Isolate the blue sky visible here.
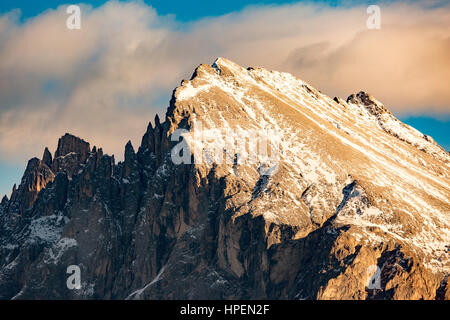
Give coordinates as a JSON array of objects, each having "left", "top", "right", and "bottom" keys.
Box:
[
  {"left": 2, "top": 0, "right": 442, "bottom": 21},
  {"left": 400, "top": 116, "right": 449, "bottom": 150},
  {"left": 0, "top": 0, "right": 371, "bottom": 21},
  {"left": 2, "top": 0, "right": 298, "bottom": 22},
  {"left": 0, "top": 0, "right": 449, "bottom": 198}
]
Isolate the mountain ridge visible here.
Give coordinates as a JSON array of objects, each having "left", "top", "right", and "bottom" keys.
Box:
[{"left": 0, "top": 57, "right": 448, "bottom": 300}]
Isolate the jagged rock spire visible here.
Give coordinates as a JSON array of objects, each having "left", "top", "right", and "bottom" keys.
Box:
[
  {"left": 42, "top": 147, "right": 52, "bottom": 167},
  {"left": 346, "top": 91, "right": 390, "bottom": 116},
  {"left": 52, "top": 133, "right": 92, "bottom": 177},
  {"left": 123, "top": 140, "right": 137, "bottom": 177},
  {"left": 125, "top": 140, "right": 135, "bottom": 160},
  {"left": 6, "top": 157, "right": 56, "bottom": 214},
  {"left": 1, "top": 195, "right": 8, "bottom": 206},
  {"left": 140, "top": 121, "right": 155, "bottom": 153},
  {"left": 54, "top": 133, "right": 90, "bottom": 161},
  {"left": 10, "top": 184, "right": 17, "bottom": 201},
  {"left": 153, "top": 114, "right": 163, "bottom": 162}
]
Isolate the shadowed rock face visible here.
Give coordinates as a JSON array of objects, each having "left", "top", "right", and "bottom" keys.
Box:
[
  {"left": 51, "top": 134, "right": 91, "bottom": 178},
  {"left": 0, "top": 58, "right": 449, "bottom": 300},
  {"left": 54, "top": 133, "right": 90, "bottom": 160},
  {"left": 42, "top": 148, "right": 52, "bottom": 168}
]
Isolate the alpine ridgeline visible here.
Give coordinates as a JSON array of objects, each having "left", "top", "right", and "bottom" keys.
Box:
[{"left": 0, "top": 58, "right": 449, "bottom": 300}]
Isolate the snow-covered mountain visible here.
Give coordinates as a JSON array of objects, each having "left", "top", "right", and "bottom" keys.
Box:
[{"left": 0, "top": 58, "right": 448, "bottom": 299}]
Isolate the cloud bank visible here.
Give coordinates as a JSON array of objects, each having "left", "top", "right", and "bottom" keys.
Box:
[{"left": 0, "top": 0, "right": 449, "bottom": 165}]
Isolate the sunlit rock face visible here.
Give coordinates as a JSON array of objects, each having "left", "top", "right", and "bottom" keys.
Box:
[{"left": 0, "top": 58, "right": 449, "bottom": 300}]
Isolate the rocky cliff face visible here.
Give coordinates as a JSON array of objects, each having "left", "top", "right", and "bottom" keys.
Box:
[{"left": 0, "top": 58, "right": 449, "bottom": 300}]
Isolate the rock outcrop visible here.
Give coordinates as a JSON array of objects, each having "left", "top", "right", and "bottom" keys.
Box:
[{"left": 0, "top": 58, "right": 448, "bottom": 300}]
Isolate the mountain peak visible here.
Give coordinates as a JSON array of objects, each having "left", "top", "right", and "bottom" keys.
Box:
[
  {"left": 51, "top": 133, "right": 92, "bottom": 177},
  {"left": 54, "top": 133, "right": 90, "bottom": 159},
  {"left": 347, "top": 91, "right": 391, "bottom": 116},
  {"left": 212, "top": 57, "right": 236, "bottom": 68},
  {"left": 1, "top": 195, "right": 8, "bottom": 206},
  {"left": 42, "top": 147, "right": 52, "bottom": 167},
  {"left": 170, "top": 57, "right": 449, "bottom": 269},
  {"left": 0, "top": 58, "right": 449, "bottom": 300}
]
